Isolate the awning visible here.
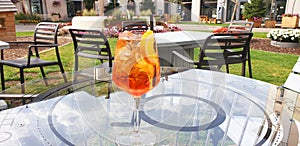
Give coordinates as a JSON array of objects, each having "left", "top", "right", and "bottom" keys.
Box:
[{"left": 0, "top": 0, "right": 17, "bottom": 12}]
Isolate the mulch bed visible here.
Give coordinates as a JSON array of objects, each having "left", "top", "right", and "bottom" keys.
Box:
[
  {"left": 250, "top": 38, "right": 300, "bottom": 55},
  {"left": 3, "top": 36, "right": 72, "bottom": 60}
]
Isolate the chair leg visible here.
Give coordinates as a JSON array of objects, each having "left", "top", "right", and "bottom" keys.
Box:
[
  {"left": 248, "top": 56, "right": 253, "bottom": 78},
  {"left": 242, "top": 62, "right": 246, "bottom": 77},
  {"left": 58, "top": 64, "right": 67, "bottom": 83},
  {"left": 39, "top": 66, "right": 48, "bottom": 86},
  {"left": 0, "top": 64, "right": 5, "bottom": 91},
  {"left": 226, "top": 64, "right": 229, "bottom": 73},
  {"left": 170, "top": 56, "right": 174, "bottom": 67},
  {"left": 20, "top": 68, "right": 25, "bottom": 94},
  {"left": 106, "top": 81, "right": 112, "bottom": 99},
  {"left": 247, "top": 48, "right": 253, "bottom": 78}
]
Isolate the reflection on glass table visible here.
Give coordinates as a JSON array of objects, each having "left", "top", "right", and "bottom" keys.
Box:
[{"left": 0, "top": 67, "right": 300, "bottom": 146}]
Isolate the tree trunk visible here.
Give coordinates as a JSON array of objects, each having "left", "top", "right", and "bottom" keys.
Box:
[
  {"left": 99, "top": 0, "right": 104, "bottom": 16},
  {"left": 230, "top": 0, "right": 238, "bottom": 22}
]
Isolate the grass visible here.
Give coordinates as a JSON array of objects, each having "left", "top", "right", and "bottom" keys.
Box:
[
  {"left": 6, "top": 31, "right": 297, "bottom": 89},
  {"left": 16, "top": 31, "right": 34, "bottom": 37},
  {"left": 253, "top": 32, "right": 268, "bottom": 38},
  {"left": 193, "top": 48, "right": 298, "bottom": 85}
]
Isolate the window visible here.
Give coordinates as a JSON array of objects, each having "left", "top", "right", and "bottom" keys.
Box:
[
  {"left": 30, "top": 0, "right": 43, "bottom": 14},
  {"left": 0, "top": 18, "right": 5, "bottom": 28}
]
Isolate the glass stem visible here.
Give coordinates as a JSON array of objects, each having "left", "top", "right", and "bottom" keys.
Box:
[{"left": 133, "top": 97, "right": 141, "bottom": 133}]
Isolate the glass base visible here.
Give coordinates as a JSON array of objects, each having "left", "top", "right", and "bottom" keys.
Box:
[{"left": 115, "top": 130, "right": 156, "bottom": 146}]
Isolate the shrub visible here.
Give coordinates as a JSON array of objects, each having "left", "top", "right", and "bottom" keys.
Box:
[
  {"left": 82, "top": 9, "right": 97, "bottom": 16},
  {"left": 140, "top": 9, "right": 152, "bottom": 16},
  {"left": 15, "top": 13, "right": 41, "bottom": 23},
  {"left": 243, "top": 0, "right": 267, "bottom": 20},
  {"left": 15, "top": 13, "right": 27, "bottom": 20},
  {"left": 112, "top": 8, "right": 122, "bottom": 19},
  {"left": 51, "top": 12, "right": 61, "bottom": 18}
]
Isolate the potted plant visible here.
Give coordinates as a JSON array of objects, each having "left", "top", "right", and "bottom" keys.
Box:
[
  {"left": 267, "top": 29, "right": 300, "bottom": 48},
  {"left": 51, "top": 12, "right": 61, "bottom": 22},
  {"left": 243, "top": 0, "right": 267, "bottom": 28},
  {"left": 281, "top": 14, "right": 299, "bottom": 28},
  {"left": 265, "top": 19, "right": 276, "bottom": 28}
]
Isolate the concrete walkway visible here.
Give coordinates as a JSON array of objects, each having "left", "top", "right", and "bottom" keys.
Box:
[
  {"left": 176, "top": 24, "right": 275, "bottom": 32},
  {"left": 15, "top": 24, "right": 36, "bottom": 32},
  {"left": 15, "top": 23, "right": 276, "bottom": 32}
]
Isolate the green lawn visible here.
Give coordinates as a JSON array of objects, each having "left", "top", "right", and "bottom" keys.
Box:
[
  {"left": 16, "top": 31, "right": 34, "bottom": 37},
  {"left": 5, "top": 31, "right": 297, "bottom": 89},
  {"left": 253, "top": 32, "right": 268, "bottom": 38}
]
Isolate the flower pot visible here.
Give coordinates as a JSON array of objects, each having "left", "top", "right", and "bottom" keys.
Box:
[
  {"left": 281, "top": 16, "right": 299, "bottom": 28},
  {"left": 265, "top": 20, "right": 276, "bottom": 28},
  {"left": 51, "top": 15, "right": 60, "bottom": 22},
  {"left": 248, "top": 19, "right": 262, "bottom": 28},
  {"left": 271, "top": 40, "right": 300, "bottom": 48}
]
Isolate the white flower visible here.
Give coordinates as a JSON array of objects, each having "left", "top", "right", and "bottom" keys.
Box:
[{"left": 268, "top": 29, "right": 300, "bottom": 42}]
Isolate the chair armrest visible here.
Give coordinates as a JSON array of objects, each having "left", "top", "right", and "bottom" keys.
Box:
[{"left": 171, "top": 51, "right": 195, "bottom": 64}]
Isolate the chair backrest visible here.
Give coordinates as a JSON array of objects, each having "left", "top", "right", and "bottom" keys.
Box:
[
  {"left": 122, "top": 20, "right": 148, "bottom": 32},
  {"left": 33, "top": 22, "right": 59, "bottom": 45},
  {"left": 283, "top": 56, "right": 300, "bottom": 93},
  {"left": 227, "top": 21, "right": 254, "bottom": 33},
  {"left": 283, "top": 73, "right": 300, "bottom": 93},
  {"left": 292, "top": 56, "right": 300, "bottom": 74},
  {"left": 69, "top": 29, "right": 113, "bottom": 71},
  {"left": 198, "top": 33, "right": 253, "bottom": 69}
]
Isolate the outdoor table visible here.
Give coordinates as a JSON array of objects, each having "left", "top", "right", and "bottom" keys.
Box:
[
  {"left": 0, "top": 40, "right": 9, "bottom": 60},
  {"left": 155, "top": 31, "right": 212, "bottom": 67},
  {"left": 0, "top": 67, "right": 299, "bottom": 145},
  {"left": 0, "top": 40, "right": 9, "bottom": 109},
  {"left": 0, "top": 40, "right": 9, "bottom": 50}
]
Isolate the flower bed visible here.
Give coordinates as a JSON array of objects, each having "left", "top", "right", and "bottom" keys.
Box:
[
  {"left": 267, "top": 29, "right": 300, "bottom": 43},
  {"left": 213, "top": 27, "right": 228, "bottom": 33},
  {"left": 102, "top": 21, "right": 182, "bottom": 38},
  {"left": 213, "top": 27, "right": 246, "bottom": 34},
  {"left": 267, "top": 29, "right": 300, "bottom": 48},
  {"left": 18, "top": 19, "right": 40, "bottom": 24}
]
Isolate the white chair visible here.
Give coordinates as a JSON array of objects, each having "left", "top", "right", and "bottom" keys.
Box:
[
  {"left": 283, "top": 73, "right": 300, "bottom": 93},
  {"left": 282, "top": 56, "right": 300, "bottom": 93},
  {"left": 292, "top": 56, "right": 300, "bottom": 74},
  {"left": 0, "top": 99, "right": 7, "bottom": 110},
  {"left": 227, "top": 21, "right": 254, "bottom": 33}
]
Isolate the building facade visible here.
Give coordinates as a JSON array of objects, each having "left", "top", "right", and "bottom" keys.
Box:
[
  {"left": 13, "top": 0, "right": 85, "bottom": 20},
  {"left": 11, "top": 0, "right": 299, "bottom": 23},
  {"left": 188, "top": 0, "right": 300, "bottom": 22}
]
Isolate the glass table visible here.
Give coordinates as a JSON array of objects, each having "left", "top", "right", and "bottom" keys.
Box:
[{"left": 0, "top": 67, "right": 299, "bottom": 145}]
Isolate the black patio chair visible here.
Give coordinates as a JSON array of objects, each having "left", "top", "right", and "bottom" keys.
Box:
[
  {"left": 69, "top": 28, "right": 114, "bottom": 98},
  {"left": 172, "top": 33, "right": 253, "bottom": 77},
  {"left": 0, "top": 22, "right": 67, "bottom": 93},
  {"left": 122, "top": 20, "right": 149, "bottom": 32}
]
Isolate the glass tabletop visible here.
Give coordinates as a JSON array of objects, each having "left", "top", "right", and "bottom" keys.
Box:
[{"left": 0, "top": 67, "right": 300, "bottom": 145}]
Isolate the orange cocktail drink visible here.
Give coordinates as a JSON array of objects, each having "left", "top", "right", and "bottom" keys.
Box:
[{"left": 112, "top": 30, "right": 160, "bottom": 97}]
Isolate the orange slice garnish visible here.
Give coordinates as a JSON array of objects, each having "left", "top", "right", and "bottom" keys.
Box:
[{"left": 140, "top": 30, "right": 158, "bottom": 65}]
